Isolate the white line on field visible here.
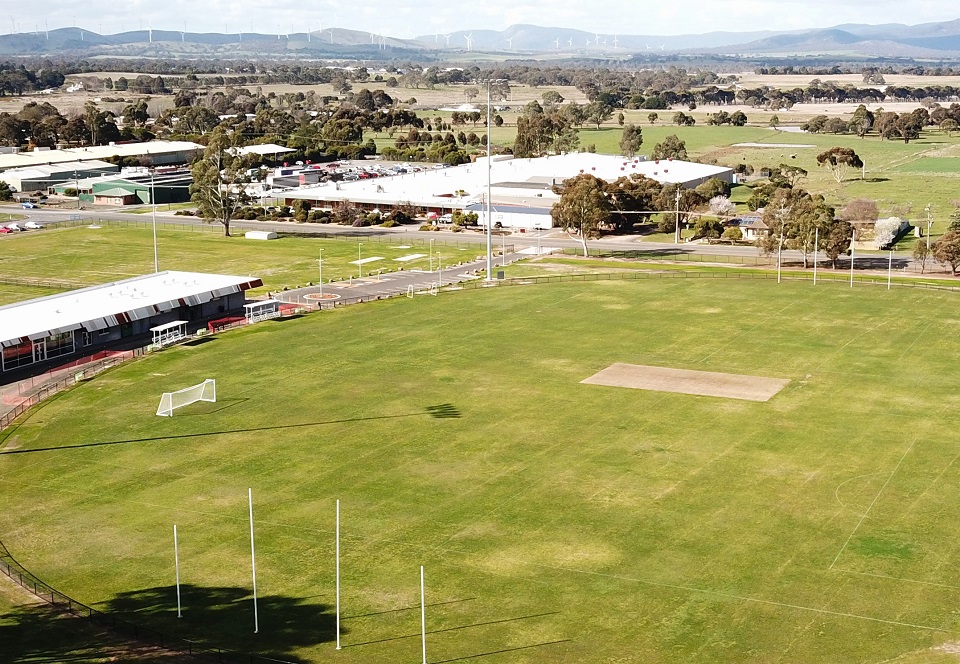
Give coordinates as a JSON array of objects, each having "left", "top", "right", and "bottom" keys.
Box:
[
  {"left": 829, "top": 436, "right": 920, "bottom": 570},
  {"left": 834, "top": 568, "right": 960, "bottom": 592},
  {"left": 529, "top": 564, "right": 945, "bottom": 632}
]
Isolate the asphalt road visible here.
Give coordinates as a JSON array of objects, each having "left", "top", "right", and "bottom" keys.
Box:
[{"left": 1, "top": 203, "right": 943, "bottom": 276}]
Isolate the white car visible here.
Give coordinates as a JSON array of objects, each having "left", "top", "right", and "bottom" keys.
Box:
[
  {"left": 6, "top": 223, "right": 23, "bottom": 232},
  {"left": 23, "top": 221, "right": 44, "bottom": 230}
]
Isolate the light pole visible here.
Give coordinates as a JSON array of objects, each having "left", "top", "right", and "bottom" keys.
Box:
[
  {"left": 536, "top": 225, "right": 542, "bottom": 256},
  {"left": 358, "top": 241, "right": 363, "bottom": 278},
  {"left": 674, "top": 186, "right": 681, "bottom": 244},
  {"left": 485, "top": 80, "right": 493, "bottom": 280},
  {"left": 438, "top": 253, "right": 442, "bottom": 286},
  {"left": 813, "top": 227, "right": 819, "bottom": 285},
  {"left": 150, "top": 170, "right": 158, "bottom": 272},
  {"left": 429, "top": 238, "right": 434, "bottom": 272},
  {"left": 925, "top": 204, "right": 933, "bottom": 251}
]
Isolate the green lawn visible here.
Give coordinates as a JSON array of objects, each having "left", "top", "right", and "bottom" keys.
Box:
[
  {"left": 0, "top": 225, "right": 482, "bottom": 297},
  {"left": 893, "top": 157, "right": 960, "bottom": 174},
  {"left": 3, "top": 279, "right": 960, "bottom": 663}
]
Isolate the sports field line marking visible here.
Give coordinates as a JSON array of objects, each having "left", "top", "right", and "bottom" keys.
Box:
[
  {"left": 532, "top": 564, "right": 945, "bottom": 633},
  {"left": 834, "top": 568, "right": 960, "bottom": 592},
  {"left": 829, "top": 436, "right": 920, "bottom": 570},
  {"left": 897, "top": 321, "right": 933, "bottom": 361},
  {"left": 697, "top": 299, "right": 803, "bottom": 365},
  {"left": 834, "top": 472, "right": 883, "bottom": 510}
]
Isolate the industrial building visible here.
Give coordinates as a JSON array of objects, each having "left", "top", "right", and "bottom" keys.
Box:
[
  {"left": 282, "top": 153, "right": 735, "bottom": 230},
  {"left": 49, "top": 169, "right": 193, "bottom": 206},
  {"left": 0, "top": 271, "right": 262, "bottom": 376},
  {"left": 0, "top": 160, "right": 120, "bottom": 192},
  {"left": 0, "top": 141, "right": 204, "bottom": 191}
]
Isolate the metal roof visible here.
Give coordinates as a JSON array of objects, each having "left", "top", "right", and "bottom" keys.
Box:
[
  {"left": 0, "top": 271, "right": 262, "bottom": 347},
  {"left": 283, "top": 153, "right": 733, "bottom": 210},
  {"left": 0, "top": 141, "right": 203, "bottom": 172}
]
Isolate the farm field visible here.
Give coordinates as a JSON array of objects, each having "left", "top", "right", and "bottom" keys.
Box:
[{"left": 3, "top": 279, "right": 960, "bottom": 662}]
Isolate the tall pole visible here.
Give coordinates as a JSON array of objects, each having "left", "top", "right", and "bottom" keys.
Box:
[
  {"left": 248, "top": 488, "right": 258, "bottom": 634},
  {"left": 888, "top": 249, "right": 893, "bottom": 290},
  {"left": 429, "top": 238, "right": 434, "bottom": 272},
  {"left": 318, "top": 248, "right": 323, "bottom": 299},
  {"left": 335, "top": 499, "right": 341, "bottom": 650},
  {"left": 674, "top": 186, "right": 681, "bottom": 244},
  {"left": 438, "top": 253, "right": 442, "bottom": 286},
  {"left": 358, "top": 241, "right": 362, "bottom": 278},
  {"left": 776, "top": 231, "right": 783, "bottom": 284},
  {"left": 173, "top": 525, "right": 182, "bottom": 618},
  {"left": 420, "top": 566, "right": 427, "bottom": 664},
  {"left": 849, "top": 228, "right": 856, "bottom": 288},
  {"left": 485, "top": 81, "right": 493, "bottom": 281},
  {"left": 926, "top": 204, "right": 932, "bottom": 251},
  {"left": 151, "top": 171, "right": 158, "bottom": 273},
  {"left": 813, "top": 227, "right": 819, "bottom": 285}
]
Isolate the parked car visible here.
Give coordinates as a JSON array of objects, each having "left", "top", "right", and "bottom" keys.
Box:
[
  {"left": 0, "top": 227, "right": 12, "bottom": 234},
  {"left": 20, "top": 201, "right": 37, "bottom": 209},
  {"left": 24, "top": 221, "right": 44, "bottom": 229},
  {"left": 439, "top": 213, "right": 453, "bottom": 224},
  {"left": 6, "top": 223, "right": 23, "bottom": 232}
]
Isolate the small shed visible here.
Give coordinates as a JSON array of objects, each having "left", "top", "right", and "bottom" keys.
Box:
[
  {"left": 244, "top": 300, "right": 280, "bottom": 323},
  {"left": 245, "top": 231, "right": 278, "bottom": 241},
  {"left": 93, "top": 187, "right": 139, "bottom": 206},
  {"left": 150, "top": 320, "right": 188, "bottom": 347}
]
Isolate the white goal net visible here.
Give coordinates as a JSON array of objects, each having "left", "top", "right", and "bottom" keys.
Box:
[{"left": 157, "top": 379, "right": 216, "bottom": 417}]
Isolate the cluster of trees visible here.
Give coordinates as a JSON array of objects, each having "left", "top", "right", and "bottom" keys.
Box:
[
  {"left": 0, "top": 100, "right": 158, "bottom": 147},
  {"left": 0, "top": 63, "right": 66, "bottom": 95},
  {"left": 549, "top": 150, "right": 732, "bottom": 255},
  {"left": 802, "top": 105, "right": 932, "bottom": 142},
  {"left": 381, "top": 129, "right": 477, "bottom": 165}
]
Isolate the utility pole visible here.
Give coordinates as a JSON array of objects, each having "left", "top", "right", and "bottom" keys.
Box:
[
  {"left": 485, "top": 80, "right": 493, "bottom": 280},
  {"left": 925, "top": 204, "right": 933, "bottom": 251}
]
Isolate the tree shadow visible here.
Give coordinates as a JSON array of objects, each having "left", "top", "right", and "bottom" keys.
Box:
[
  {"left": 862, "top": 177, "right": 890, "bottom": 183},
  {"left": 90, "top": 583, "right": 337, "bottom": 662},
  {"left": 1, "top": 404, "right": 461, "bottom": 456}
]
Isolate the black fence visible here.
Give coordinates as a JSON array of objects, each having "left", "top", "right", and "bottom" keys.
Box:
[{"left": 0, "top": 540, "right": 298, "bottom": 663}]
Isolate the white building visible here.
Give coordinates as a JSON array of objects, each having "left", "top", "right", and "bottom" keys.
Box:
[
  {"left": 283, "top": 152, "right": 734, "bottom": 230},
  {"left": 0, "top": 141, "right": 203, "bottom": 174},
  {"left": 0, "top": 271, "right": 261, "bottom": 375}
]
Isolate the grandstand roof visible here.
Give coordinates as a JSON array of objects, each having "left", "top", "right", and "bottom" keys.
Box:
[{"left": 0, "top": 271, "right": 262, "bottom": 346}]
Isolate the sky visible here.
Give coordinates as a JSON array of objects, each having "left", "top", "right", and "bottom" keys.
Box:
[{"left": 12, "top": 1, "right": 960, "bottom": 39}]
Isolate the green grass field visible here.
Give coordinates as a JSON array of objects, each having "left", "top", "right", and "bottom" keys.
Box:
[
  {"left": 0, "top": 225, "right": 483, "bottom": 297},
  {"left": 3, "top": 279, "right": 960, "bottom": 663},
  {"left": 893, "top": 157, "right": 960, "bottom": 174}
]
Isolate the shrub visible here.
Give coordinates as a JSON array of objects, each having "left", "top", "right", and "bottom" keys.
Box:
[
  {"left": 352, "top": 219, "right": 371, "bottom": 227},
  {"left": 419, "top": 224, "right": 437, "bottom": 231},
  {"left": 381, "top": 219, "right": 398, "bottom": 227},
  {"left": 722, "top": 226, "right": 743, "bottom": 241}
]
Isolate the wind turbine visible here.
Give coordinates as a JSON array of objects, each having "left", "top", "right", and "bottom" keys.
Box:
[
  {"left": 506, "top": 36, "right": 513, "bottom": 49},
  {"left": 328, "top": 28, "right": 335, "bottom": 43},
  {"left": 464, "top": 33, "right": 473, "bottom": 51},
  {"left": 180, "top": 21, "right": 186, "bottom": 42},
  {"left": 443, "top": 33, "right": 452, "bottom": 46},
  {"left": 645, "top": 43, "right": 652, "bottom": 51},
  {"left": 659, "top": 44, "right": 665, "bottom": 51},
  {"left": 612, "top": 35, "right": 619, "bottom": 49},
  {"left": 585, "top": 37, "right": 591, "bottom": 47},
  {"left": 149, "top": 24, "right": 153, "bottom": 43},
  {"left": 600, "top": 38, "right": 607, "bottom": 48},
  {"left": 594, "top": 33, "right": 600, "bottom": 45},
  {"left": 553, "top": 37, "right": 559, "bottom": 49}
]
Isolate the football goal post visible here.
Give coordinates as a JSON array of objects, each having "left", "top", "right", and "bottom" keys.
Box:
[{"left": 157, "top": 379, "right": 216, "bottom": 417}]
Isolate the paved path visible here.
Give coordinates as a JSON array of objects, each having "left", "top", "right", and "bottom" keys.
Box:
[{"left": 277, "top": 250, "right": 530, "bottom": 306}]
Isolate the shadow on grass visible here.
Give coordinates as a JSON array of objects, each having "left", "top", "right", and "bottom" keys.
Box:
[
  {"left": 0, "top": 404, "right": 461, "bottom": 456},
  {"left": 176, "top": 397, "right": 250, "bottom": 416},
  {"left": 181, "top": 337, "right": 216, "bottom": 348},
  {"left": 342, "top": 610, "right": 560, "bottom": 648},
  {"left": 0, "top": 582, "right": 336, "bottom": 663}
]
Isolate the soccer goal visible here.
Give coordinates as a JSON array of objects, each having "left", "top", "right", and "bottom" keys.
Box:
[{"left": 157, "top": 379, "right": 216, "bottom": 417}]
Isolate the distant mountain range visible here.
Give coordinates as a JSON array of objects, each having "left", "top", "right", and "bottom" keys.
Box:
[{"left": 1, "top": 19, "right": 960, "bottom": 59}]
